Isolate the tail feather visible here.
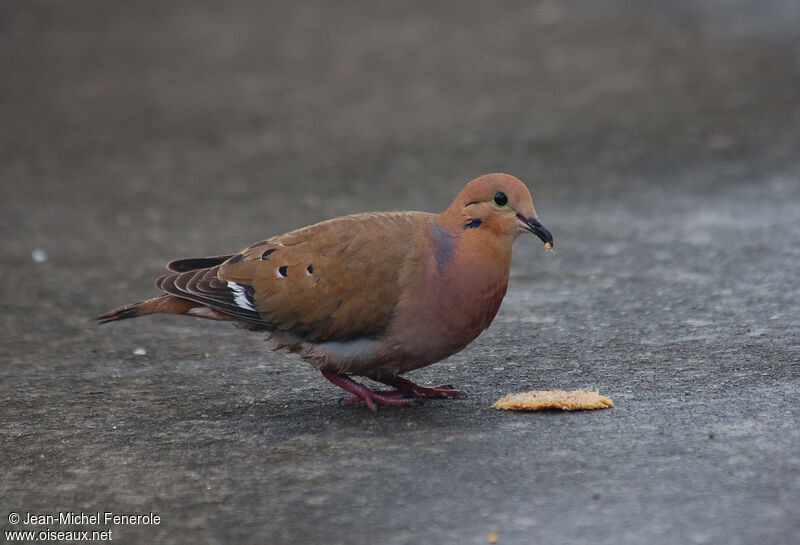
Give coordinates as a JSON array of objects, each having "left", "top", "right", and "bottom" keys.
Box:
[
  {"left": 167, "top": 255, "right": 234, "bottom": 273},
  {"left": 96, "top": 295, "right": 201, "bottom": 324}
]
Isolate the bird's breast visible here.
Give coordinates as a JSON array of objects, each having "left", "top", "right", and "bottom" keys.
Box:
[
  {"left": 426, "top": 254, "right": 510, "bottom": 337},
  {"left": 380, "top": 242, "right": 511, "bottom": 372}
]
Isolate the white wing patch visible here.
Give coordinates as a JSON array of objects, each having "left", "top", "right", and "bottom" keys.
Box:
[{"left": 227, "top": 281, "right": 257, "bottom": 312}]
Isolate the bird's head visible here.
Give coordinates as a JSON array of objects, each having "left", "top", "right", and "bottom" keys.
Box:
[{"left": 441, "top": 173, "right": 554, "bottom": 249}]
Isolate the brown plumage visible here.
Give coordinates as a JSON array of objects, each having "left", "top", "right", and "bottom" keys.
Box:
[{"left": 97, "top": 173, "right": 554, "bottom": 410}]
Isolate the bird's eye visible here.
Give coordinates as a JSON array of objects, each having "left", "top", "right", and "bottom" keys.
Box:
[{"left": 493, "top": 192, "right": 508, "bottom": 207}]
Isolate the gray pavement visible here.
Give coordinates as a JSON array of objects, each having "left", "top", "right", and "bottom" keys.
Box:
[{"left": 2, "top": 1, "right": 799, "bottom": 544}]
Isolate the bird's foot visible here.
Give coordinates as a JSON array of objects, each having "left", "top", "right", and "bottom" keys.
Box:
[
  {"left": 321, "top": 370, "right": 415, "bottom": 411},
  {"left": 340, "top": 389, "right": 409, "bottom": 407},
  {"left": 377, "top": 376, "right": 467, "bottom": 399}
]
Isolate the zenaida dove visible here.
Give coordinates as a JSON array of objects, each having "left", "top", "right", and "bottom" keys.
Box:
[{"left": 97, "top": 173, "right": 554, "bottom": 410}]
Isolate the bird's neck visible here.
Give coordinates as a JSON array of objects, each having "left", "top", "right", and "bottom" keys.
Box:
[{"left": 432, "top": 215, "right": 515, "bottom": 274}]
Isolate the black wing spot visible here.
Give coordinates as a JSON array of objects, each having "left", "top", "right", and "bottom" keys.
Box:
[
  {"left": 227, "top": 253, "right": 244, "bottom": 264},
  {"left": 249, "top": 241, "right": 269, "bottom": 249},
  {"left": 306, "top": 264, "right": 314, "bottom": 275},
  {"left": 261, "top": 248, "right": 276, "bottom": 260},
  {"left": 278, "top": 265, "right": 288, "bottom": 277}
]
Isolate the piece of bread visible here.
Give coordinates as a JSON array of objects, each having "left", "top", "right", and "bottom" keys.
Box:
[{"left": 493, "top": 389, "right": 614, "bottom": 411}]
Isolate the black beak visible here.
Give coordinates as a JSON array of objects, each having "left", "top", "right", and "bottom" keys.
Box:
[{"left": 518, "top": 214, "right": 554, "bottom": 246}]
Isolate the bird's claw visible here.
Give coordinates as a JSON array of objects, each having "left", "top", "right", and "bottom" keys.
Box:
[
  {"left": 379, "top": 376, "right": 466, "bottom": 399},
  {"left": 323, "top": 370, "right": 465, "bottom": 411}
]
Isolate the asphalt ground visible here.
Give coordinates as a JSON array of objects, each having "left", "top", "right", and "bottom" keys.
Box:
[{"left": 2, "top": 1, "right": 799, "bottom": 544}]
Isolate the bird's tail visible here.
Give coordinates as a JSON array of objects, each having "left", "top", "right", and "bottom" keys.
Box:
[{"left": 96, "top": 295, "right": 200, "bottom": 324}]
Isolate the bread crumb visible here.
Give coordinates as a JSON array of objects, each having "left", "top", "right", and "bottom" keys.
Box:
[{"left": 493, "top": 389, "right": 613, "bottom": 411}]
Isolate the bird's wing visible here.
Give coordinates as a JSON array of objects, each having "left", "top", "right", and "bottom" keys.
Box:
[
  {"left": 155, "top": 265, "right": 270, "bottom": 327},
  {"left": 158, "top": 212, "right": 431, "bottom": 342}
]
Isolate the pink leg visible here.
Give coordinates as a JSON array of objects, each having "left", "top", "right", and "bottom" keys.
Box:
[
  {"left": 341, "top": 390, "right": 404, "bottom": 406},
  {"left": 341, "top": 376, "right": 466, "bottom": 406},
  {"left": 321, "top": 370, "right": 415, "bottom": 411},
  {"left": 378, "top": 376, "right": 466, "bottom": 399}
]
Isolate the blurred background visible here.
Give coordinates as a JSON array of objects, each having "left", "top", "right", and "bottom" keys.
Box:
[
  {"left": 2, "top": 1, "right": 799, "bottom": 544},
  {"left": 3, "top": 0, "right": 798, "bottom": 329},
  {"left": 4, "top": 0, "right": 798, "bottom": 246}
]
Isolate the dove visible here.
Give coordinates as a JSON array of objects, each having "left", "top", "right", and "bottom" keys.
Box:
[{"left": 97, "top": 173, "right": 554, "bottom": 410}]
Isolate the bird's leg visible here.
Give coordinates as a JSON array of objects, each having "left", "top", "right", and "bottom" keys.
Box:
[
  {"left": 340, "top": 387, "right": 406, "bottom": 405},
  {"left": 340, "top": 377, "right": 466, "bottom": 405},
  {"left": 321, "top": 370, "right": 415, "bottom": 411},
  {"left": 377, "top": 376, "right": 466, "bottom": 399}
]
